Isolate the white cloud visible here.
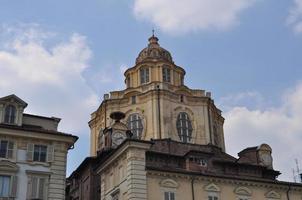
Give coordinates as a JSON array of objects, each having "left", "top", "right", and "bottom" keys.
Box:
[
  {"left": 287, "top": 0, "right": 302, "bottom": 34},
  {"left": 223, "top": 83, "right": 302, "bottom": 181},
  {"left": 218, "top": 91, "right": 264, "bottom": 111},
  {"left": 0, "top": 24, "right": 132, "bottom": 175},
  {"left": 0, "top": 24, "right": 99, "bottom": 134},
  {"left": 133, "top": 0, "right": 259, "bottom": 34}
]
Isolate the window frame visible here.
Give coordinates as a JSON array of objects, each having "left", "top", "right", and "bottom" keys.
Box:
[
  {"left": 164, "top": 191, "right": 175, "bottom": 200},
  {"left": 131, "top": 96, "right": 136, "bottom": 104},
  {"left": 26, "top": 143, "right": 55, "bottom": 164},
  {"left": 33, "top": 145, "right": 47, "bottom": 163},
  {"left": 162, "top": 67, "right": 171, "bottom": 83},
  {"left": 0, "top": 175, "right": 11, "bottom": 197},
  {"left": 0, "top": 140, "right": 14, "bottom": 160},
  {"left": 4, "top": 105, "right": 17, "bottom": 124},
  {"left": 208, "top": 196, "right": 219, "bottom": 200},
  {"left": 26, "top": 173, "right": 49, "bottom": 200},
  {"left": 140, "top": 67, "right": 150, "bottom": 85},
  {"left": 0, "top": 174, "right": 17, "bottom": 198},
  {"left": 176, "top": 112, "right": 193, "bottom": 143},
  {"left": 127, "top": 113, "right": 143, "bottom": 139}
]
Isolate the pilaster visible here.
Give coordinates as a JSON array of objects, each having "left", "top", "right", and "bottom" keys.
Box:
[{"left": 126, "top": 149, "right": 147, "bottom": 200}]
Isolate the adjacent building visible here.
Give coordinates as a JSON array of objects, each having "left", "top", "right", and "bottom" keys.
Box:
[
  {"left": 0, "top": 94, "right": 77, "bottom": 200},
  {"left": 67, "top": 35, "right": 302, "bottom": 200}
]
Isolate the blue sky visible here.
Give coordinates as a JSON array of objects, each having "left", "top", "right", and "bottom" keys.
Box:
[{"left": 0, "top": 0, "right": 302, "bottom": 181}]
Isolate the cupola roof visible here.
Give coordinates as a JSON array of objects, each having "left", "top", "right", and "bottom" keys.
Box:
[{"left": 135, "top": 34, "right": 173, "bottom": 64}]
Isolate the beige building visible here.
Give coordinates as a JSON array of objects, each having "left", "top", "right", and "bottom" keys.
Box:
[
  {"left": 68, "top": 34, "right": 302, "bottom": 200},
  {"left": 89, "top": 35, "right": 225, "bottom": 157},
  {"left": 0, "top": 94, "right": 77, "bottom": 200}
]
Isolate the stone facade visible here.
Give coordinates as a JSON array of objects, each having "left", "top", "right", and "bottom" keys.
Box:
[
  {"left": 67, "top": 35, "right": 302, "bottom": 200},
  {"left": 0, "top": 94, "right": 77, "bottom": 200},
  {"left": 68, "top": 139, "right": 302, "bottom": 200},
  {"left": 66, "top": 157, "right": 100, "bottom": 200},
  {"left": 89, "top": 35, "right": 225, "bottom": 157}
]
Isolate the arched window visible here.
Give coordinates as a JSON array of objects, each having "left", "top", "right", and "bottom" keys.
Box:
[
  {"left": 176, "top": 112, "right": 192, "bottom": 143},
  {"left": 4, "top": 105, "right": 16, "bottom": 124},
  {"left": 127, "top": 114, "right": 143, "bottom": 139}
]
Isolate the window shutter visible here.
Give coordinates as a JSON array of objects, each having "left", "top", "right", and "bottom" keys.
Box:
[
  {"left": 27, "top": 143, "right": 34, "bottom": 161},
  {"left": 38, "top": 178, "right": 45, "bottom": 199},
  {"left": 12, "top": 141, "right": 17, "bottom": 160},
  {"left": 27, "top": 176, "right": 32, "bottom": 199},
  {"left": 10, "top": 175, "right": 17, "bottom": 197},
  {"left": 32, "top": 177, "right": 38, "bottom": 198},
  {"left": 47, "top": 145, "right": 54, "bottom": 162},
  {"left": 7, "top": 141, "right": 14, "bottom": 159}
]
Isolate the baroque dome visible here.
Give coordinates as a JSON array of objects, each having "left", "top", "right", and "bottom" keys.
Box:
[{"left": 136, "top": 35, "right": 174, "bottom": 64}]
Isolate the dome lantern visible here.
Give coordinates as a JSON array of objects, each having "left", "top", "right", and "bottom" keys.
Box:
[{"left": 135, "top": 34, "right": 174, "bottom": 64}]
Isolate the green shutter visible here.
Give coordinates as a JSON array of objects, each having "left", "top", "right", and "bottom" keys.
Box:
[
  {"left": 47, "top": 145, "right": 54, "bottom": 162},
  {"left": 27, "top": 143, "right": 34, "bottom": 161}
]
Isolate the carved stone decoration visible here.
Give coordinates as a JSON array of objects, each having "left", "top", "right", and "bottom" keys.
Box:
[
  {"left": 234, "top": 186, "right": 252, "bottom": 196},
  {"left": 159, "top": 178, "right": 179, "bottom": 188},
  {"left": 265, "top": 190, "right": 281, "bottom": 199},
  {"left": 204, "top": 183, "right": 220, "bottom": 192}
]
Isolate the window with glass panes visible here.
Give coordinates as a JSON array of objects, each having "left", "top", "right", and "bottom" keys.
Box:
[
  {"left": 0, "top": 140, "right": 14, "bottom": 159},
  {"left": 164, "top": 192, "right": 175, "bottom": 200},
  {"left": 28, "top": 176, "right": 47, "bottom": 199},
  {"left": 140, "top": 68, "right": 149, "bottom": 84},
  {"left": 208, "top": 196, "right": 218, "bottom": 200},
  {"left": 4, "top": 105, "right": 16, "bottom": 124},
  {"left": 162, "top": 67, "right": 171, "bottom": 82},
  {"left": 0, "top": 175, "right": 10, "bottom": 197},
  {"left": 33, "top": 145, "right": 47, "bottom": 162},
  {"left": 127, "top": 114, "right": 143, "bottom": 139},
  {"left": 176, "top": 112, "right": 193, "bottom": 143}
]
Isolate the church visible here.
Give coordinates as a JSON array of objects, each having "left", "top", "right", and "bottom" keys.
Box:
[{"left": 66, "top": 34, "right": 302, "bottom": 200}]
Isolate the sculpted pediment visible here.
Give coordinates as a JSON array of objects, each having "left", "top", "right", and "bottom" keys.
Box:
[
  {"left": 265, "top": 190, "right": 281, "bottom": 199},
  {"left": 204, "top": 183, "right": 220, "bottom": 192},
  {"left": 234, "top": 186, "right": 252, "bottom": 196},
  {"left": 159, "top": 178, "right": 179, "bottom": 188}
]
